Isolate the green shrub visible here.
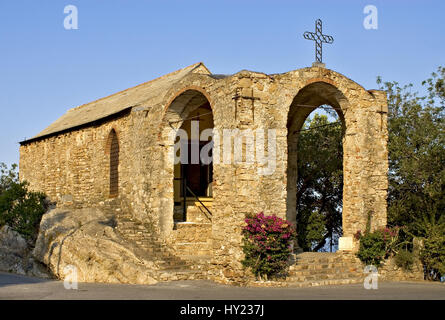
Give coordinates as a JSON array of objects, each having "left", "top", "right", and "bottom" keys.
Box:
[
  {"left": 355, "top": 212, "right": 404, "bottom": 267},
  {"left": 241, "top": 212, "right": 296, "bottom": 280},
  {"left": 411, "top": 211, "right": 445, "bottom": 281},
  {"left": 395, "top": 249, "right": 415, "bottom": 271},
  {"left": 419, "top": 231, "right": 445, "bottom": 281},
  {"left": 0, "top": 181, "right": 48, "bottom": 241},
  {"left": 356, "top": 230, "right": 387, "bottom": 267}
]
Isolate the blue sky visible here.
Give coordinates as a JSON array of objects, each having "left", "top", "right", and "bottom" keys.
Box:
[{"left": 0, "top": 0, "right": 444, "bottom": 167}]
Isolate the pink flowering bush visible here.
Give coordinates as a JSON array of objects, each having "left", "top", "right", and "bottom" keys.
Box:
[{"left": 241, "top": 212, "right": 297, "bottom": 279}]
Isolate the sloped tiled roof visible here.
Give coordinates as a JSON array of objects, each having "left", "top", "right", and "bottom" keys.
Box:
[{"left": 25, "top": 62, "right": 210, "bottom": 143}]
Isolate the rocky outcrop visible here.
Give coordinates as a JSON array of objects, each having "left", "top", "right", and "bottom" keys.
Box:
[
  {"left": 0, "top": 225, "right": 51, "bottom": 278},
  {"left": 33, "top": 208, "right": 158, "bottom": 285}
]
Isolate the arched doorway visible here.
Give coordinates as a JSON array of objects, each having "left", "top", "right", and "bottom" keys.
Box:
[
  {"left": 287, "top": 82, "right": 347, "bottom": 252},
  {"left": 160, "top": 89, "right": 214, "bottom": 228},
  {"left": 173, "top": 102, "right": 214, "bottom": 222}
]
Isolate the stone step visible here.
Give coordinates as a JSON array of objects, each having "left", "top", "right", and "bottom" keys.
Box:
[
  {"left": 288, "top": 270, "right": 362, "bottom": 278},
  {"left": 292, "top": 253, "right": 361, "bottom": 264},
  {"left": 157, "top": 269, "right": 207, "bottom": 281},
  {"left": 156, "top": 260, "right": 189, "bottom": 268},
  {"left": 285, "top": 252, "right": 364, "bottom": 283},
  {"left": 286, "top": 278, "right": 364, "bottom": 288},
  {"left": 172, "top": 222, "right": 212, "bottom": 243},
  {"left": 288, "top": 272, "right": 362, "bottom": 279},
  {"left": 134, "top": 239, "right": 165, "bottom": 245},
  {"left": 289, "top": 263, "right": 361, "bottom": 272},
  {"left": 117, "top": 224, "right": 147, "bottom": 231},
  {"left": 139, "top": 245, "right": 168, "bottom": 252},
  {"left": 181, "top": 254, "right": 212, "bottom": 261},
  {"left": 119, "top": 232, "right": 152, "bottom": 239},
  {"left": 156, "top": 258, "right": 211, "bottom": 271},
  {"left": 173, "top": 242, "right": 212, "bottom": 256},
  {"left": 184, "top": 205, "right": 212, "bottom": 223},
  {"left": 115, "top": 214, "right": 210, "bottom": 280},
  {"left": 174, "top": 199, "right": 214, "bottom": 223},
  {"left": 118, "top": 228, "right": 148, "bottom": 234},
  {"left": 293, "top": 257, "right": 344, "bottom": 264},
  {"left": 288, "top": 271, "right": 363, "bottom": 282}
]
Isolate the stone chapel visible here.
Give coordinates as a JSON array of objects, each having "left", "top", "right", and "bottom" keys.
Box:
[{"left": 19, "top": 62, "right": 396, "bottom": 284}]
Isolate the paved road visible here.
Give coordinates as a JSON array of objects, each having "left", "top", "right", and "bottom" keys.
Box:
[{"left": 0, "top": 272, "right": 444, "bottom": 300}]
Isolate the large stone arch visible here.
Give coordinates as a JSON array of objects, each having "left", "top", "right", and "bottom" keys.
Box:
[
  {"left": 286, "top": 81, "right": 348, "bottom": 250},
  {"left": 157, "top": 87, "right": 215, "bottom": 236},
  {"left": 280, "top": 69, "right": 388, "bottom": 251}
]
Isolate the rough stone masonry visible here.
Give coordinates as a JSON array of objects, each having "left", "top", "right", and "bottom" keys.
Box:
[{"left": 19, "top": 62, "right": 390, "bottom": 284}]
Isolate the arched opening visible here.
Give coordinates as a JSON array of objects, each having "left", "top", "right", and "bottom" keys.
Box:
[
  {"left": 287, "top": 82, "right": 347, "bottom": 252},
  {"left": 161, "top": 89, "right": 214, "bottom": 224},
  {"left": 108, "top": 129, "right": 119, "bottom": 198}
]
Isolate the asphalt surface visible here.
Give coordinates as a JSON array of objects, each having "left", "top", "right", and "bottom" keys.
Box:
[{"left": 0, "top": 272, "right": 444, "bottom": 300}]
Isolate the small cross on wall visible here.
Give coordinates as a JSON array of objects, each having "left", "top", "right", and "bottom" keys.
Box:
[{"left": 303, "top": 19, "right": 334, "bottom": 67}]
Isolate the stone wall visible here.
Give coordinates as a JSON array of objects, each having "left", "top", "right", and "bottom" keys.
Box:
[
  {"left": 19, "top": 111, "right": 135, "bottom": 214},
  {"left": 379, "top": 257, "right": 425, "bottom": 282}
]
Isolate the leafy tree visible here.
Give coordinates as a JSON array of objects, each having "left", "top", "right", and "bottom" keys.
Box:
[
  {"left": 0, "top": 163, "right": 48, "bottom": 241},
  {"left": 0, "top": 162, "right": 18, "bottom": 193},
  {"left": 296, "top": 113, "right": 343, "bottom": 252},
  {"left": 378, "top": 67, "right": 444, "bottom": 231},
  {"left": 378, "top": 66, "right": 445, "bottom": 279}
]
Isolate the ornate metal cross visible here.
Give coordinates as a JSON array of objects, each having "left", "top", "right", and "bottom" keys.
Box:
[{"left": 303, "top": 19, "right": 334, "bottom": 63}]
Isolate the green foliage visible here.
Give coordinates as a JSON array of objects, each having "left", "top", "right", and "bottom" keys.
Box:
[
  {"left": 395, "top": 249, "right": 415, "bottom": 271},
  {"left": 420, "top": 233, "right": 445, "bottom": 281},
  {"left": 241, "top": 212, "right": 297, "bottom": 279},
  {"left": 356, "top": 214, "right": 403, "bottom": 267},
  {"left": 0, "top": 162, "right": 18, "bottom": 193},
  {"left": 0, "top": 163, "right": 47, "bottom": 241},
  {"left": 377, "top": 66, "right": 445, "bottom": 279},
  {"left": 378, "top": 68, "right": 444, "bottom": 231},
  {"left": 305, "top": 211, "right": 325, "bottom": 248},
  {"left": 296, "top": 113, "right": 343, "bottom": 252},
  {"left": 413, "top": 211, "right": 445, "bottom": 281},
  {"left": 356, "top": 230, "right": 387, "bottom": 267}
]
